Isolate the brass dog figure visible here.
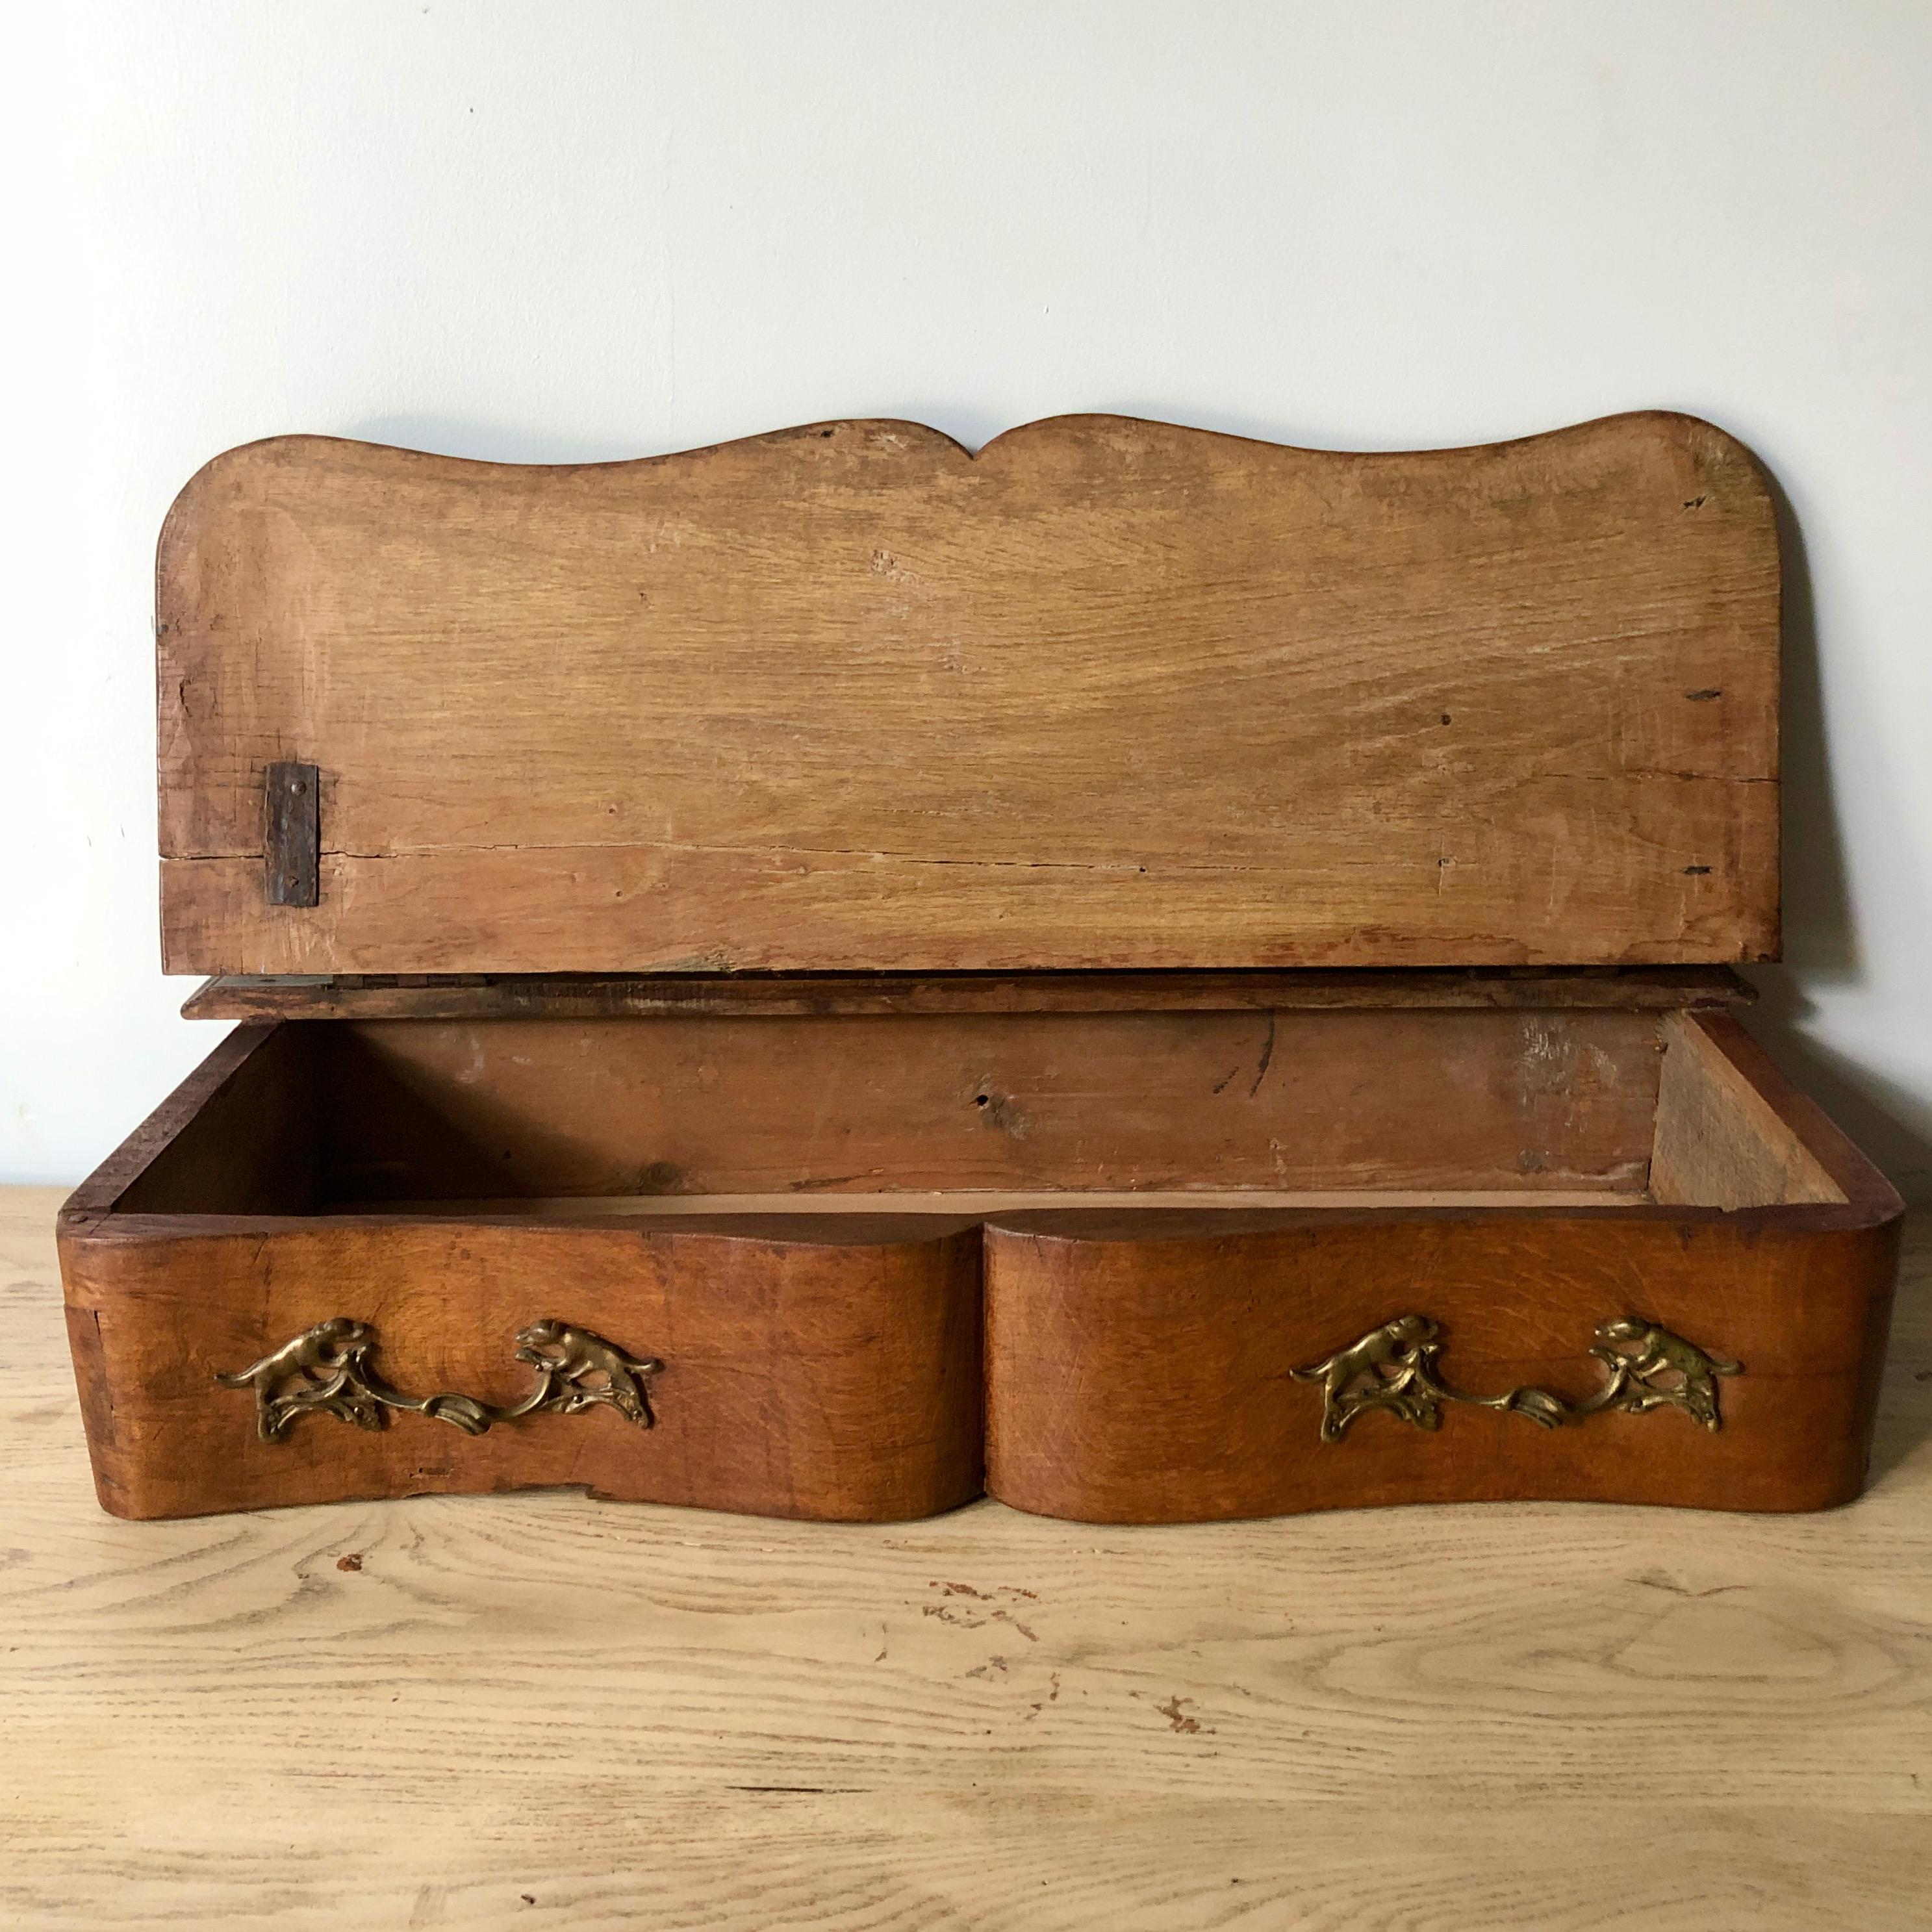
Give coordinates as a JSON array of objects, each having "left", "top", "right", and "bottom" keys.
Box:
[
  {"left": 216, "top": 1317, "right": 384, "bottom": 1440},
  {"left": 1291, "top": 1314, "right": 1447, "bottom": 1441},
  {"left": 1295, "top": 1312, "right": 1742, "bottom": 1442},
  {"left": 1590, "top": 1317, "right": 1741, "bottom": 1430},
  {"left": 513, "top": 1320, "right": 663, "bottom": 1430},
  {"left": 218, "top": 1317, "right": 663, "bottom": 1441}
]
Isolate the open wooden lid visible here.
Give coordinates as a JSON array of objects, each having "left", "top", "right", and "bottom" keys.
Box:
[{"left": 157, "top": 411, "right": 1778, "bottom": 976}]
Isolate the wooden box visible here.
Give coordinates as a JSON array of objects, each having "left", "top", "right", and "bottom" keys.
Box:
[{"left": 58, "top": 413, "right": 1902, "bottom": 1523}]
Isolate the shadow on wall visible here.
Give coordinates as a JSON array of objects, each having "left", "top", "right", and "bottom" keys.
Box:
[{"left": 1741, "top": 473, "right": 1932, "bottom": 1205}]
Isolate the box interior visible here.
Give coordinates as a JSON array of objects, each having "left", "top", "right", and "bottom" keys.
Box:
[{"left": 108, "top": 1006, "right": 1848, "bottom": 1219}]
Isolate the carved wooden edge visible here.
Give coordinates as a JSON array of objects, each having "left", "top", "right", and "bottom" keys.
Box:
[
  {"left": 179, "top": 967, "right": 1758, "bottom": 1023},
  {"left": 159, "top": 409, "right": 1762, "bottom": 495}
]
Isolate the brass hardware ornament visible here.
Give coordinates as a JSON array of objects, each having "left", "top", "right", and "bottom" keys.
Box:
[
  {"left": 216, "top": 1318, "right": 662, "bottom": 1443},
  {"left": 1292, "top": 1314, "right": 1740, "bottom": 1443}
]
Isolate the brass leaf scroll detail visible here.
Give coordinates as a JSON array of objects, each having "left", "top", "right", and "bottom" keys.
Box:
[
  {"left": 216, "top": 1319, "right": 662, "bottom": 1443},
  {"left": 1291, "top": 1316, "right": 1740, "bottom": 1443}
]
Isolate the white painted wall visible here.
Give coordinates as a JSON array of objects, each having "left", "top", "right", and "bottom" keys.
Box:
[{"left": 4, "top": 0, "right": 1929, "bottom": 1195}]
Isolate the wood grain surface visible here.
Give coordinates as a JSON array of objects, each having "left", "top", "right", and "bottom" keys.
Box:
[
  {"left": 109, "top": 1006, "right": 1687, "bottom": 1209},
  {"left": 8, "top": 1185, "right": 1932, "bottom": 1929},
  {"left": 181, "top": 964, "right": 1755, "bottom": 1022},
  {"left": 308, "top": 1006, "right": 1668, "bottom": 1199},
  {"left": 984, "top": 1206, "right": 1898, "bottom": 1521},
  {"left": 1653, "top": 1009, "right": 1848, "bottom": 1206},
  {"left": 157, "top": 411, "right": 1779, "bottom": 975},
  {"left": 61, "top": 1215, "right": 985, "bottom": 1523}
]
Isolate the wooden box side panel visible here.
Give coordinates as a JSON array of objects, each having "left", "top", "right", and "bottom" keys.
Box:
[
  {"left": 61, "top": 1023, "right": 315, "bottom": 1220},
  {"left": 1653, "top": 1011, "right": 1848, "bottom": 1206},
  {"left": 314, "top": 1008, "right": 1665, "bottom": 1202},
  {"left": 110, "top": 1024, "right": 322, "bottom": 1215},
  {"left": 983, "top": 1210, "right": 1902, "bottom": 1523},
  {"left": 58, "top": 1220, "right": 984, "bottom": 1523},
  {"left": 157, "top": 411, "right": 1779, "bottom": 975},
  {"left": 1660, "top": 1010, "right": 1905, "bottom": 1211}
]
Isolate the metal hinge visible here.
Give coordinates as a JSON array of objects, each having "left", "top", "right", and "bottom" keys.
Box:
[{"left": 264, "top": 761, "right": 320, "bottom": 907}]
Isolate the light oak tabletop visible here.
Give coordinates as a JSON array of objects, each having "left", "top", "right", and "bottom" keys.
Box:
[{"left": 3, "top": 1184, "right": 1928, "bottom": 1930}]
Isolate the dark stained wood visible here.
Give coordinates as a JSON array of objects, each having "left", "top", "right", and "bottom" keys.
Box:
[
  {"left": 181, "top": 965, "right": 1755, "bottom": 1022},
  {"left": 156, "top": 413, "right": 1781, "bottom": 975}
]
